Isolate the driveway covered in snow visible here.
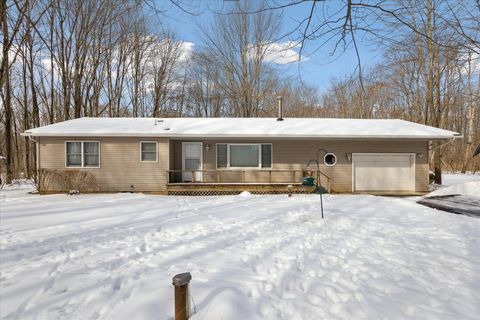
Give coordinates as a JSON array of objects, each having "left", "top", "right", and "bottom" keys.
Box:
[
  {"left": 418, "top": 175, "right": 480, "bottom": 217},
  {"left": 1, "top": 183, "right": 479, "bottom": 319}
]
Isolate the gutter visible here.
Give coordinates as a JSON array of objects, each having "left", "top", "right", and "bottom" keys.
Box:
[
  {"left": 429, "top": 135, "right": 462, "bottom": 151},
  {"left": 20, "top": 132, "right": 462, "bottom": 140}
]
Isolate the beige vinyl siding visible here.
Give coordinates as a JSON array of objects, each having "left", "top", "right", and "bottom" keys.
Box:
[
  {"left": 172, "top": 139, "right": 429, "bottom": 193},
  {"left": 39, "top": 137, "right": 429, "bottom": 193},
  {"left": 39, "top": 137, "right": 169, "bottom": 192}
]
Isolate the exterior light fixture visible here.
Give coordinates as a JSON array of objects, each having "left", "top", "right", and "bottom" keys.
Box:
[
  {"left": 346, "top": 153, "right": 352, "bottom": 161},
  {"left": 204, "top": 143, "right": 211, "bottom": 152},
  {"left": 416, "top": 153, "right": 424, "bottom": 158}
]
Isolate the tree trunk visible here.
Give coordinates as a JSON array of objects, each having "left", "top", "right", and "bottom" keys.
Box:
[
  {"left": 23, "top": 46, "right": 31, "bottom": 178},
  {"left": 461, "top": 52, "right": 475, "bottom": 173},
  {"left": 1, "top": 0, "right": 14, "bottom": 183},
  {"left": 49, "top": 2, "right": 55, "bottom": 124}
]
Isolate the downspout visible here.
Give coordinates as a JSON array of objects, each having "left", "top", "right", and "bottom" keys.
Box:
[
  {"left": 428, "top": 135, "right": 462, "bottom": 170},
  {"left": 428, "top": 135, "right": 462, "bottom": 151}
]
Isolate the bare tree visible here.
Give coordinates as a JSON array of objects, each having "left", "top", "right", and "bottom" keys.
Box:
[
  {"left": 461, "top": 50, "right": 478, "bottom": 172},
  {"left": 149, "top": 34, "right": 183, "bottom": 117},
  {"left": 197, "top": 0, "right": 280, "bottom": 117},
  {"left": 126, "top": 18, "right": 151, "bottom": 117},
  {"left": 1, "top": 0, "right": 29, "bottom": 183}
]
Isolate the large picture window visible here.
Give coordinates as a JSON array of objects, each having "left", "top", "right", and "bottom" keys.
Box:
[
  {"left": 66, "top": 141, "right": 100, "bottom": 168},
  {"left": 216, "top": 143, "right": 272, "bottom": 169}
]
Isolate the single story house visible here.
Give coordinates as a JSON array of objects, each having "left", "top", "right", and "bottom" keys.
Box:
[{"left": 23, "top": 117, "right": 461, "bottom": 195}]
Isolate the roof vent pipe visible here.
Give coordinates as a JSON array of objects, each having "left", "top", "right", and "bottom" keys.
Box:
[{"left": 276, "top": 96, "right": 284, "bottom": 121}]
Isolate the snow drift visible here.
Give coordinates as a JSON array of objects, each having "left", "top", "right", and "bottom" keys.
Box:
[
  {"left": 426, "top": 181, "right": 480, "bottom": 198},
  {"left": 1, "top": 182, "right": 479, "bottom": 319}
]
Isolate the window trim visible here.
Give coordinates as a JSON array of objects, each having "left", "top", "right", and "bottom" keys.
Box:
[
  {"left": 140, "top": 141, "right": 159, "bottom": 163},
  {"left": 65, "top": 140, "right": 101, "bottom": 169},
  {"left": 260, "top": 143, "right": 273, "bottom": 169},
  {"left": 323, "top": 152, "right": 337, "bottom": 166},
  {"left": 65, "top": 141, "right": 82, "bottom": 168},
  {"left": 216, "top": 143, "right": 273, "bottom": 170}
]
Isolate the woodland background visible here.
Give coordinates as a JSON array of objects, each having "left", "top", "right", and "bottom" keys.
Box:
[{"left": 1, "top": 0, "right": 479, "bottom": 184}]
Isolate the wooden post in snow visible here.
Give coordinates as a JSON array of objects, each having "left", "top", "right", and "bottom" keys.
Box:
[{"left": 172, "top": 272, "right": 192, "bottom": 320}]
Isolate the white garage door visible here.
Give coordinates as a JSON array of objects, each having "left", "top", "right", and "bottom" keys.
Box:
[{"left": 353, "top": 153, "right": 415, "bottom": 192}]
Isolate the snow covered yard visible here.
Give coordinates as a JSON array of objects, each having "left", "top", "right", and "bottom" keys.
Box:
[
  {"left": 442, "top": 173, "right": 480, "bottom": 187},
  {"left": 1, "top": 181, "right": 479, "bottom": 320}
]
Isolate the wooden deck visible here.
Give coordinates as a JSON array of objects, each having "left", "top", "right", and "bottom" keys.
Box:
[
  {"left": 166, "top": 183, "right": 317, "bottom": 196},
  {"left": 166, "top": 169, "right": 330, "bottom": 195}
]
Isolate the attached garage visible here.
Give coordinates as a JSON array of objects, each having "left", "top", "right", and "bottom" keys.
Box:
[{"left": 353, "top": 153, "right": 415, "bottom": 192}]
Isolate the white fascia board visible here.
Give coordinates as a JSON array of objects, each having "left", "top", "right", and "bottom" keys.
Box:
[{"left": 21, "top": 132, "right": 462, "bottom": 140}]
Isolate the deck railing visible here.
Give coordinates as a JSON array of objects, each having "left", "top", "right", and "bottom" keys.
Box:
[{"left": 166, "top": 169, "right": 331, "bottom": 192}]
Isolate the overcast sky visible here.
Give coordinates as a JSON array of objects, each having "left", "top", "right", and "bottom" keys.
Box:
[{"left": 151, "top": 0, "right": 380, "bottom": 91}]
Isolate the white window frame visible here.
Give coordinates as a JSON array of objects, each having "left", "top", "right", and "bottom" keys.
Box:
[
  {"left": 324, "top": 152, "right": 337, "bottom": 166},
  {"left": 216, "top": 143, "right": 273, "bottom": 170},
  {"left": 140, "top": 141, "right": 158, "bottom": 163},
  {"left": 65, "top": 141, "right": 101, "bottom": 169}
]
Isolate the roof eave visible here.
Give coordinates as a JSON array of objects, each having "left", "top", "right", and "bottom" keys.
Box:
[{"left": 21, "top": 132, "right": 462, "bottom": 140}]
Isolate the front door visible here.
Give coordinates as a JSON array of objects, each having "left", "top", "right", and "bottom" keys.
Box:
[{"left": 182, "top": 142, "right": 203, "bottom": 182}]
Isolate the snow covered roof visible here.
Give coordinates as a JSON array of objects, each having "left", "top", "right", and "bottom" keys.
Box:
[{"left": 23, "top": 117, "right": 461, "bottom": 140}]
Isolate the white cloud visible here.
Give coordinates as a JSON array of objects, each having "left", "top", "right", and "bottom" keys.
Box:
[
  {"left": 178, "top": 41, "right": 195, "bottom": 63},
  {"left": 263, "top": 41, "right": 305, "bottom": 65},
  {"left": 458, "top": 51, "right": 480, "bottom": 76}
]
